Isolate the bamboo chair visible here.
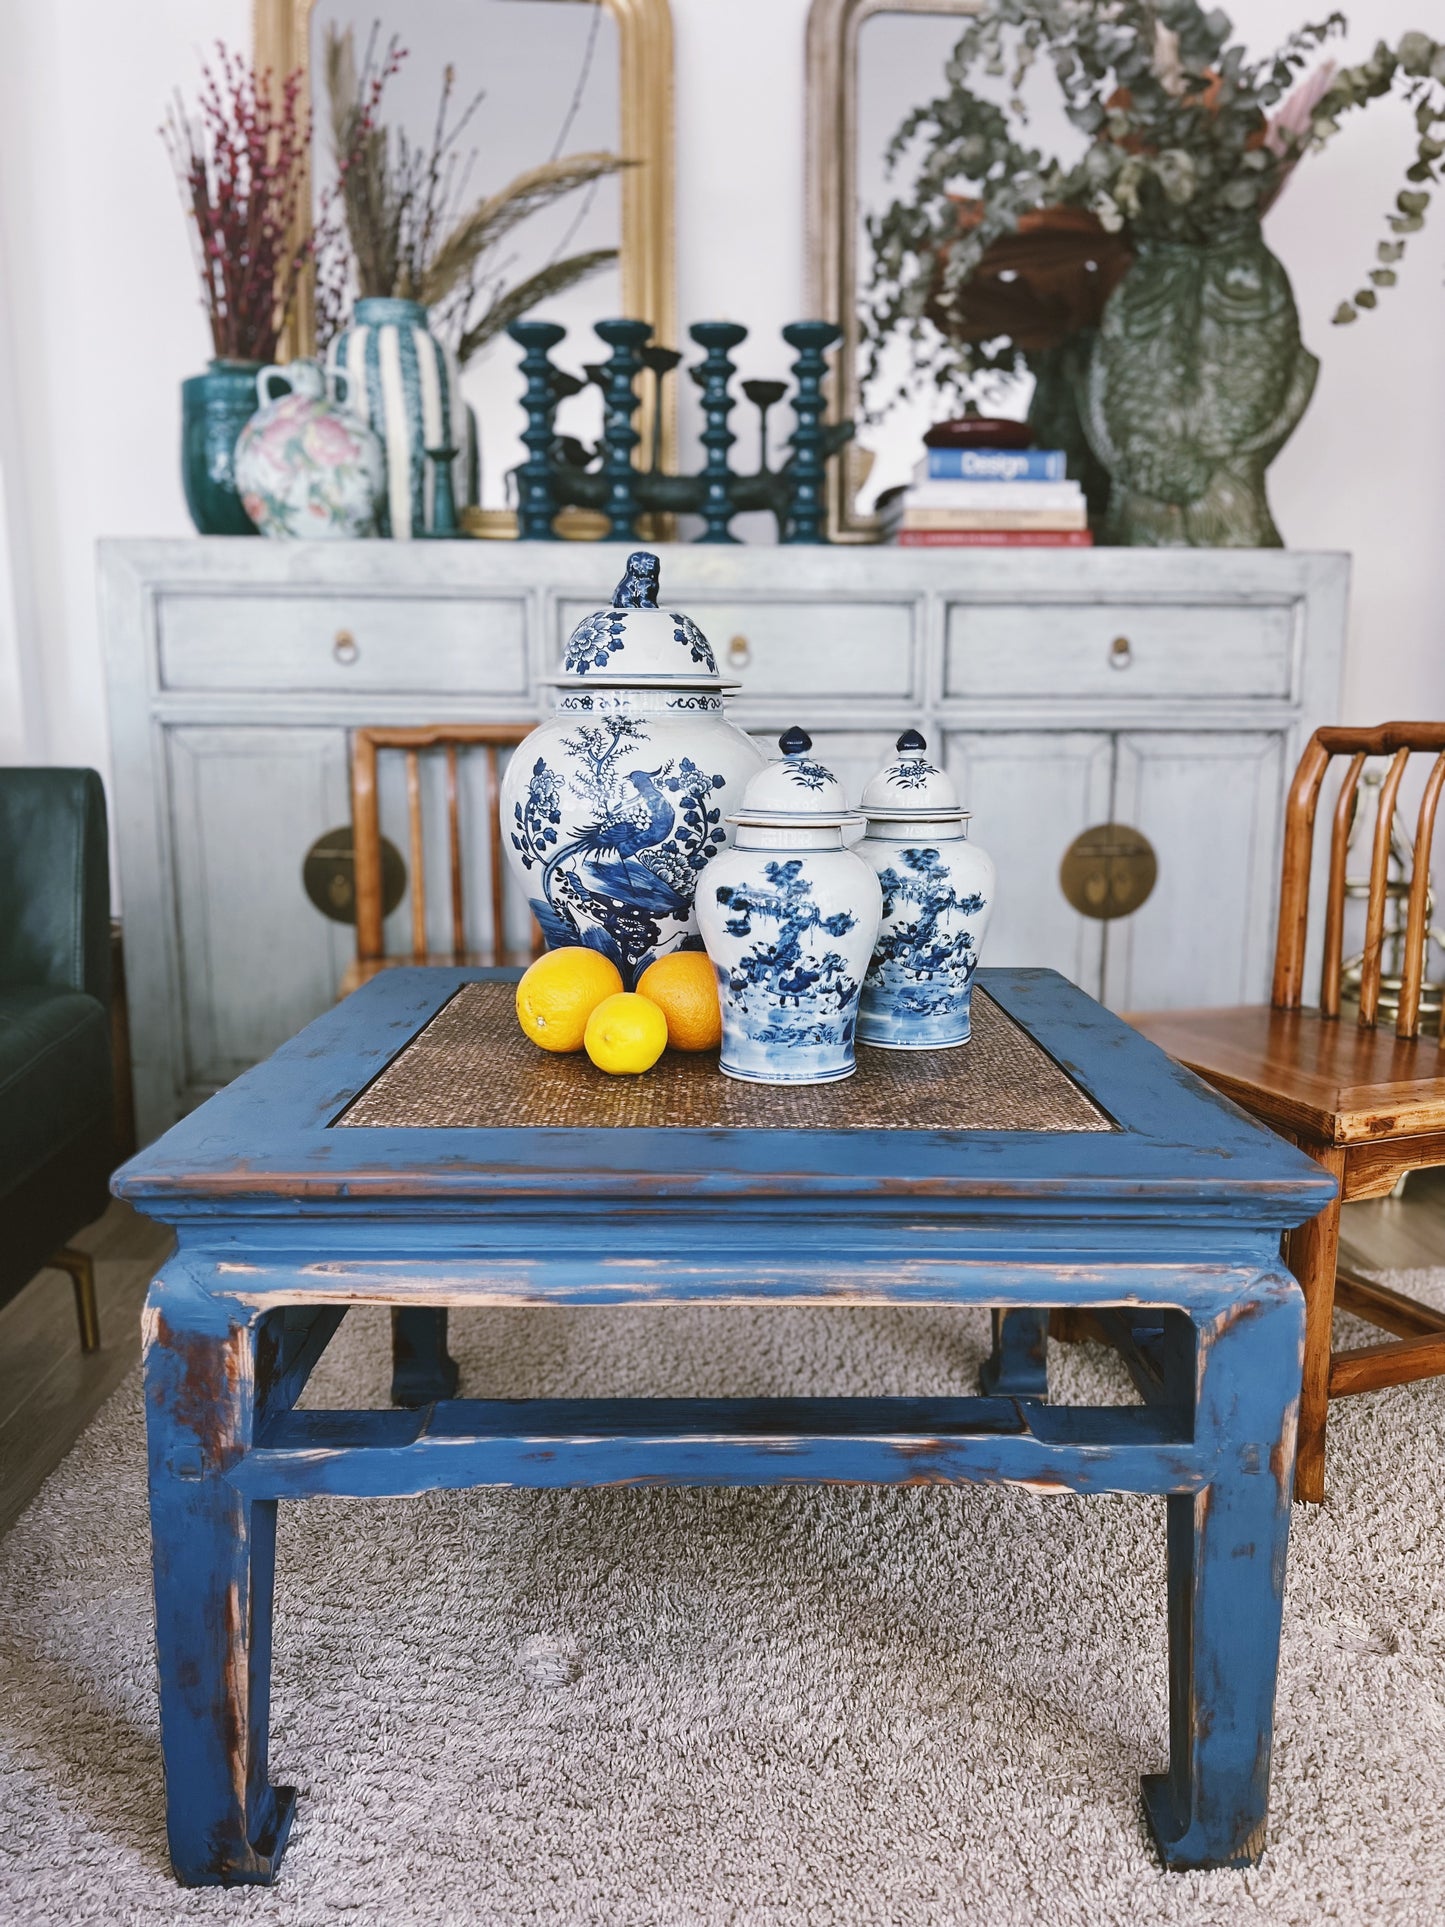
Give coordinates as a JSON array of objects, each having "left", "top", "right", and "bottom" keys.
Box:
[
  {"left": 1130, "top": 722, "right": 1445, "bottom": 1502},
  {"left": 341, "top": 723, "right": 543, "bottom": 995}
]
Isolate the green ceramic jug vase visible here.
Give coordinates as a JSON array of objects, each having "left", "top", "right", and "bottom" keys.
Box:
[{"left": 180, "top": 359, "right": 263, "bottom": 535}]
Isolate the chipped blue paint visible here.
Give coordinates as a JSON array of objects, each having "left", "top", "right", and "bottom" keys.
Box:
[{"left": 114, "top": 966, "right": 1333, "bottom": 1886}]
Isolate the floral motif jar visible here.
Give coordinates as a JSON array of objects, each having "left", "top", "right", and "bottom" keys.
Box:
[
  {"left": 234, "top": 360, "right": 385, "bottom": 539},
  {"left": 695, "top": 728, "right": 883, "bottom": 1085},
  {"left": 500, "top": 551, "right": 767, "bottom": 986},
  {"left": 856, "top": 730, "right": 995, "bottom": 1050}
]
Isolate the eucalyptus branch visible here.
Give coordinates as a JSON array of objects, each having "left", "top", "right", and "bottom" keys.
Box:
[{"left": 863, "top": 0, "right": 1445, "bottom": 415}]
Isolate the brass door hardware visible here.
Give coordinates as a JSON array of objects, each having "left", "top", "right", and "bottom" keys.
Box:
[
  {"left": 333, "top": 629, "right": 359, "bottom": 665},
  {"left": 303, "top": 826, "right": 405, "bottom": 925},
  {"left": 726, "top": 634, "right": 751, "bottom": 669},
  {"left": 1109, "top": 635, "right": 1133, "bottom": 669},
  {"left": 1060, "top": 823, "right": 1158, "bottom": 920}
]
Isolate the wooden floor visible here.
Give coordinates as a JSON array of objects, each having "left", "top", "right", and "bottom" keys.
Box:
[
  {"left": 0, "top": 1172, "right": 1442, "bottom": 1541},
  {"left": 0, "top": 1202, "right": 172, "bottom": 1537}
]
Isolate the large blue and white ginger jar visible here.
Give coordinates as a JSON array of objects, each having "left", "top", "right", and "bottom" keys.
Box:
[
  {"left": 326, "top": 297, "right": 472, "bottom": 538},
  {"left": 499, "top": 551, "right": 766, "bottom": 986},
  {"left": 856, "top": 731, "right": 995, "bottom": 1050},
  {"left": 696, "top": 728, "right": 883, "bottom": 1085}
]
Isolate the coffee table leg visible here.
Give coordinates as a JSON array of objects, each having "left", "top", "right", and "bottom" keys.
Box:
[
  {"left": 390, "top": 1307, "right": 460, "bottom": 1406},
  {"left": 1142, "top": 1268, "right": 1304, "bottom": 1870},
  {"left": 979, "top": 1308, "right": 1049, "bottom": 1396},
  {"left": 145, "top": 1268, "right": 295, "bottom": 1885}
]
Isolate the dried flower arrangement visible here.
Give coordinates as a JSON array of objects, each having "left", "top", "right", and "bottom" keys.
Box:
[
  {"left": 324, "top": 26, "right": 630, "bottom": 369},
  {"left": 163, "top": 45, "right": 338, "bottom": 364},
  {"left": 864, "top": 3, "right": 1445, "bottom": 408}
]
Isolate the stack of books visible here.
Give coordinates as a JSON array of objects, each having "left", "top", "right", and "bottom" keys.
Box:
[{"left": 879, "top": 446, "right": 1092, "bottom": 548}]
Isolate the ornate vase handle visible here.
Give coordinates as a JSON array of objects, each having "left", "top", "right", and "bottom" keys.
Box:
[{"left": 256, "top": 364, "right": 293, "bottom": 408}]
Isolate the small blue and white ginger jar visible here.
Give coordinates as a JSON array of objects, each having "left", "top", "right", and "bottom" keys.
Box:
[
  {"left": 696, "top": 728, "right": 883, "bottom": 1084},
  {"left": 499, "top": 551, "right": 766, "bottom": 986},
  {"left": 856, "top": 731, "right": 995, "bottom": 1050}
]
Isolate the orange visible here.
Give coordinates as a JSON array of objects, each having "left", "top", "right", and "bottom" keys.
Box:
[
  {"left": 636, "top": 951, "right": 723, "bottom": 1052},
  {"left": 515, "top": 947, "right": 625, "bottom": 1053},
  {"left": 584, "top": 992, "right": 669, "bottom": 1075}
]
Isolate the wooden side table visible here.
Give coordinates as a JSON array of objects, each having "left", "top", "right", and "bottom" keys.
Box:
[{"left": 115, "top": 967, "right": 1334, "bottom": 1886}]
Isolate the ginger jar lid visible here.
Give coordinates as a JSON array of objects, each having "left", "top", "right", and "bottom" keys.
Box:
[
  {"left": 860, "top": 730, "right": 971, "bottom": 824},
  {"left": 544, "top": 550, "right": 734, "bottom": 690},
  {"left": 730, "top": 727, "right": 859, "bottom": 829}
]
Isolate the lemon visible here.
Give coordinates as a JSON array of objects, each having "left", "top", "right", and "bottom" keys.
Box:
[
  {"left": 584, "top": 992, "right": 669, "bottom": 1075},
  {"left": 636, "top": 951, "right": 722, "bottom": 1052},
  {"left": 516, "top": 947, "right": 625, "bottom": 1053}
]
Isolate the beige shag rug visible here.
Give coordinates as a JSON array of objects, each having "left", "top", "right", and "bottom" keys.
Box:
[{"left": 3, "top": 1287, "right": 1444, "bottom": 1926}]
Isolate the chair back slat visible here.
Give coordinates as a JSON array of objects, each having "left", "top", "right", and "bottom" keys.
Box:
[
  {"left": 1357, "top": 748, "right": 1412, "bottom": 1027},
  {"left": 1319, "top": 752, "right": 1366, "bottom": 1018},
  {"left": 1399, "top": 750, "right": 1445, "bottom": 1040},
  {"left": 1277, "top": 723, "right": 1445, "bottom": 1036},
  {"left": 349, "top": 723, "right": 538, "bottom": 972},
  {"left": 351, "top": 730, "right": 386, "bottom": 964},
  {"left": 445, "top": 744, "right": 465, "bottom": 960},
  {"left": 405, "top": 751, "right": 428, "bottom": 959},
  {"left": 1271, "top": 733, "right": 1333, "bottom": 1008},
  {"left": 485, "top": 742, "right": 507, "bottom": 959}
]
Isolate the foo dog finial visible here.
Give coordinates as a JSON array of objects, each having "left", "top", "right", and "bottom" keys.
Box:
[{"left": 612, "top": 551, "right": 661, "bottom": 609}]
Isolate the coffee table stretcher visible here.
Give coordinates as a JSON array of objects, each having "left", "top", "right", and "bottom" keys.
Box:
[{"left": 120, "top": 968, "right": 1331, "bottom": 1885}]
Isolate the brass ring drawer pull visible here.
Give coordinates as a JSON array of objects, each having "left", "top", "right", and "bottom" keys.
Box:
[
  {"left": 1109, "top": 635, "right": 1133, "bottom": 669},
  {"left": 727, "top": 633, "right": 751, "bottom": 669},
  {"left": 333, "top": 629, "right": 359, "bottom": 666}
]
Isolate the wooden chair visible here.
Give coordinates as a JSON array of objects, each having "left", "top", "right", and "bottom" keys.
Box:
[
  {"left": 1129, "top": 722, "right": 1445, "bottom": 1502},
  {"left": 341, "top": 724, "right": 543, "bottom": 995}
]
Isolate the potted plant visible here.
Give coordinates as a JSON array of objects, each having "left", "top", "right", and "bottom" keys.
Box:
[
  {"left": 322, "top": 28, "right": 629, "bottom": 537},
  {"left": 865, "top": 5, "right": 1445, "bottom": 546},
  {"left": 165, "top": 47, "right": 330, "bottom": 535}
]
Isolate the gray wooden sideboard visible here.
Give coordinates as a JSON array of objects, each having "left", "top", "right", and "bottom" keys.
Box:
[{"left": 100, "top": 540, "right": 1348, "bottom": 1142}]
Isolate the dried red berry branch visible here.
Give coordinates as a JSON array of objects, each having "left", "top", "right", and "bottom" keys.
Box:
[{"left": 163, "top": 42, "right": 346, "bottom": 362}]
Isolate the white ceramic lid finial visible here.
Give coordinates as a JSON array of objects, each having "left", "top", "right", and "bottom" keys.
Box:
[{"left": 860, "top": 730, "right": 970, "bottom": 821}]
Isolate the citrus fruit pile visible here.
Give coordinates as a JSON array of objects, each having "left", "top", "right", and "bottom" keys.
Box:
[{"left": 515, "top": 947, "right": 721, "bottom": 1076}]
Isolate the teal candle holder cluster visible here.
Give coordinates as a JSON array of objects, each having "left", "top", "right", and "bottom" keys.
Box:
[{"left": 508, "top": 316, "right": 853, "bottom": 543}]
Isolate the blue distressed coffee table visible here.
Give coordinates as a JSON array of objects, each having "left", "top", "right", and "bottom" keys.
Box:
[{"left": 114, "top": 967, "right": 1333, "bottom": 1886}]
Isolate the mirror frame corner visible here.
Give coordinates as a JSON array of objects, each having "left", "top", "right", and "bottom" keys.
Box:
[{"left": 255, "top": 0, "right": 677, "bottom": 476}]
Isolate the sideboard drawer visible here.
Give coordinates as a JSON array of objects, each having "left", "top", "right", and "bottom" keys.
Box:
[
  {"left": 556, "top": 597, "right": 918, "bottom": 701},
  {"left": 158, "top": 592, "right": 530, "bottom": 697},
  {"left": 944, "top": 601, "right": 1295, "bottom": 701}
]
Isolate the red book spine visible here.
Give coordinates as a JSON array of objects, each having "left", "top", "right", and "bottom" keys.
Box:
[{"left": 893, "top": 528, "right": 1095, "bottom": 548}]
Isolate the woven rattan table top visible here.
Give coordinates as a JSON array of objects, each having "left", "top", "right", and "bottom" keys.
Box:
[{"left": 337, "top": 981, "right": 1112, "bottom": 1134}]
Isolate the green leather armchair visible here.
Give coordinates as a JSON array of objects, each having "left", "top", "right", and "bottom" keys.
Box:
[{"left": 0, "top": 768, "right": 114, "bottom": 1345}]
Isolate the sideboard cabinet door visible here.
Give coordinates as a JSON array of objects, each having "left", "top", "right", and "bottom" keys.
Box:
[
  {"left": 944, "top": 732, "right": 1114, "bottom": 997},
  {"left": 1103, "top": 730, "right": 1285, "bottom": 1012},
  {"left": 165, "top": 725, "right": 352, "bottom": 1106}
]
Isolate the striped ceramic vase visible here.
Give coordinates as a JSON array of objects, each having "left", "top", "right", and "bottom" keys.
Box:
[{"left": 326, "top": 297, "right": 472, "bottom": 539}]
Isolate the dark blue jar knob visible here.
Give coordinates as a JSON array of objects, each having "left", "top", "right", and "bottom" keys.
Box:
[
  {"left": 612, "top": 551, "right": 661, "bottom": 608},
  {"left": 779, "top": 726, "right": 813, "bottom": 756},
  {"left": 896, "top": 728, "right": 928, "bottom": 752}
]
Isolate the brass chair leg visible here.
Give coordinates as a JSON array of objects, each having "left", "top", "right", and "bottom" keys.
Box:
[{"left": 49, "top": 1246, "right": 101, "bottom": 1352}]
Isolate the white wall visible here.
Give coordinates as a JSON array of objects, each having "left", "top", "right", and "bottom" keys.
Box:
[{"left": 1, "top": 0, "right": 1442, "bottom": 779}]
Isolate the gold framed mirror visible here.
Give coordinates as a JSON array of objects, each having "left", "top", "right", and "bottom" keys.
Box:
[
  {"left": 805, "top": 0, "right": 982, "bottom": 543},
  {"left": 255, "top": 0, "right": 677, "bottom": 520}
]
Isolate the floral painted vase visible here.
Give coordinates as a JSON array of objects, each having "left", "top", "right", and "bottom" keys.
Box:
[
  {"left": 856, "top": 731, "right": 995, "bottom": 1050},
  {"left": 326, "top": 297, "right": 472, "bottom": 539},
  {"left": 233, "top": 360, "right": 385, "bottom": 540},
  {"left": 696, "top": 728, "right": 883, "bottom": 1085},
  {"left": 499, "top": 551, "right": 766, "bottom": 986}
]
